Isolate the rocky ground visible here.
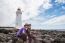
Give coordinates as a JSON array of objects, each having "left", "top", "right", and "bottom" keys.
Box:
[
  {"left": 0, "top": 32, "right": 16, "bottom": 43},
  {"left": 0, "top": 29, "right": 65, "bottom": 43}
]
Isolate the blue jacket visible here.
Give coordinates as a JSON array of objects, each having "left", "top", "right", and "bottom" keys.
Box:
[{"left": 16, "top": 27, "right": 26, "bottom": 37}]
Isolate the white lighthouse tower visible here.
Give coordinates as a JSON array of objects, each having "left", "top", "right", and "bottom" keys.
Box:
[{"left": 16, "top": 8, "right": 22, "bottom": 29}]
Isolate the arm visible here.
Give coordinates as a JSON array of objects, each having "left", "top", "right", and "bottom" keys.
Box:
[{"left": 16, "top": 29, "right": 22, "bottom": 36}]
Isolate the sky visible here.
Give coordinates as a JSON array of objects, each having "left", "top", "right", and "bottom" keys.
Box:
[{"left": 0, "top": 0, "right": 65, "bottom": 30}]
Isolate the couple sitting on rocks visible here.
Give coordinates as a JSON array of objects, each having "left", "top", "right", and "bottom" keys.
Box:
[{"left": 12, "top": 23, "right": 36, "bottom": 43}]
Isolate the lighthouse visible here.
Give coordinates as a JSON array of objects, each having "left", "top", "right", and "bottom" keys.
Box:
[{"left": 16, "top": 8, "right": 22, "bottom": 29}]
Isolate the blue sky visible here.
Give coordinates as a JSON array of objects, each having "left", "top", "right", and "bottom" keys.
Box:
[{"left": 0, "top": 0, "right": 65, "bottom": 30}]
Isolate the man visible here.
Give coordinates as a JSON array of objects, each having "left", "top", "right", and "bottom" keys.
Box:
[{"left": 25, "top": 24, "right": 36, "bottom": 43}]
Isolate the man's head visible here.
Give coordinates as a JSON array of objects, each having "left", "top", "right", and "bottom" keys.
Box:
[{"left": 24, "top": 23, "right": 31, "bottom": 30}]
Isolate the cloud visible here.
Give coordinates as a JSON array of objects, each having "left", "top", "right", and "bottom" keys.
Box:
[
  {"left": 62, "top": 6, "right": 65, "bottom": 9},
  {"left": 22, "top": 15, "right": 57, "bottom": 29},
  {"left": 0, "top": 0, "right": 52, "bottom": 26},
  {"left": 55, "top": 0, "right": 65, "bottom": 3},
  {"left": 22, "top": 0, "right": 52, "bottom": 20},
  {"left": 41, "top": 15, "right": 65, "bottom": 29},
  {"left": 42, "top": 15, "right": 65, "bottom": 25},
  {"left": 42, "top": 0, "right": 52, "bottom": 9},
  {"left": 1, "top": 0, "right": 65, "bottom": 30},
  {"left": 22, "top": 16, "right": 45, "bottom": 29}
]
